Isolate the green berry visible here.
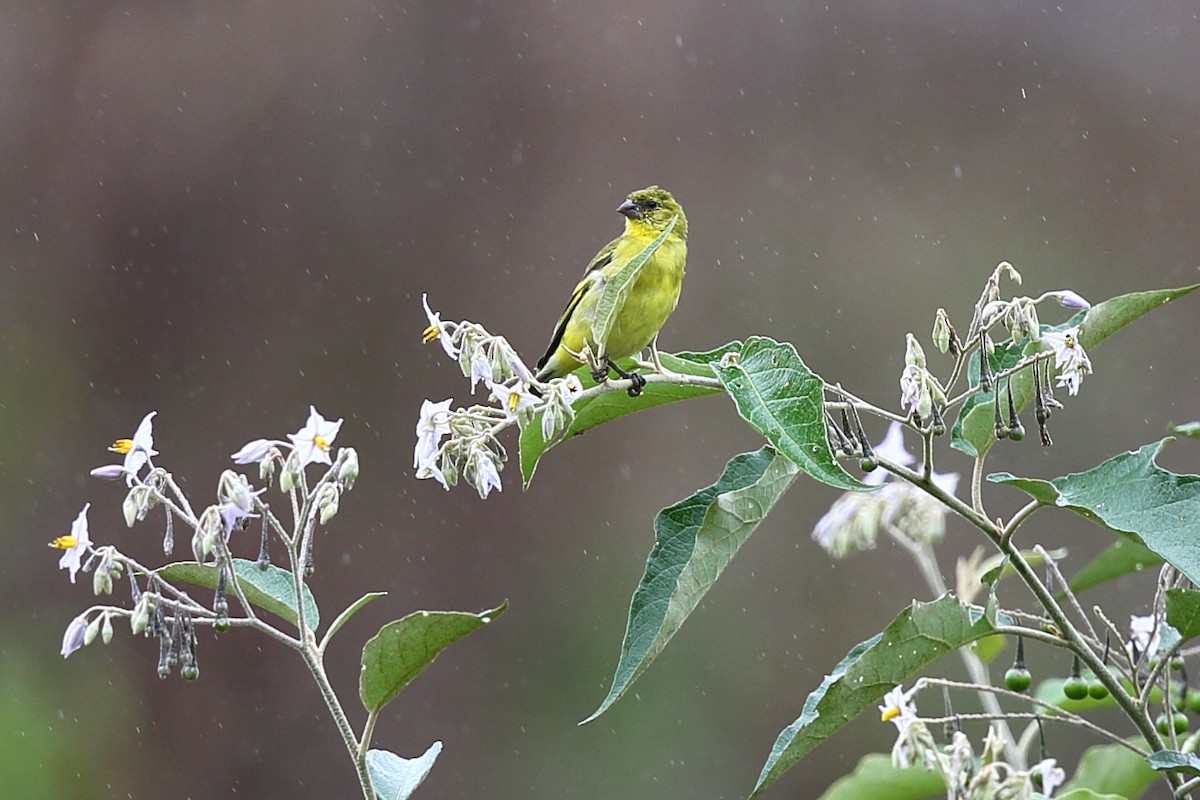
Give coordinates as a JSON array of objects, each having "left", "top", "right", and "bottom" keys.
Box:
[
  {"left": 1063, "top": 675, "right": 1089, "bottom": 701},
  {"left": 1087, "top": 679, "right": 1109, "bottom": 700},
  {"left": 1186, "top": 689, "right": 1200, "bottom": 714},
  {"left": 1005, "top": 667, "right": 1032, "bottom": 693},
  {"left": 1172, "top": 656, "right": 1186, "bottom": 670},
  {"left": 1174, "top": 712, "right": 1190, "bottom": 734}
]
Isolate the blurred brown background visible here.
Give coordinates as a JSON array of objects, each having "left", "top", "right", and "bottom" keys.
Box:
[{"left": 4, "top": 2, "right": 1198, "bottom": 798}]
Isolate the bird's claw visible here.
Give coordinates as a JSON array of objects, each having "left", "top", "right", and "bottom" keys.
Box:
[{"left": 626, "top": 373, "right": 647, "bottom": 397}]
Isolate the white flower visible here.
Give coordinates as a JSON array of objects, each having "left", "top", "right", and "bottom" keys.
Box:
[
  {"left": 414, "top": 398, "right": 453, "bottom": 469},
  {"left": 866, "top": 422, "right": 914, "bottom": 485},
  {"left": 415, "top": 458, "right": 450, "bottom": 490},
  {"left": 487, "top": 380, "right": 540, "bottom": 418},
  {"left": 1129, "top": 614, "right": 1160, "bottom": 659},
  {"left": 287, "top": 406, "right": 343, "bottom": 468},
  {"left": 1043, "top": 326, "right": 1092, "bottom": 396},
  {"left": 422, "top": 293, "right": 460, "bottom": 358},
  {"left": 231, "top": 438, "right": 274, "bottom": 464},
  {"left": 1032, "top": 758, "right": 1066, "bottom": 796},
  {"left": 879, "top": 684, "right": 917, "bottom": 730},
  {"left": 60, "top": 613, "right": 90, "bottom": 658},
  {"left": 109, "top": 411, "right": 159, "bottom": 485},
  {"left": 50, "top": 503, "right": 92, "bottom": 584}
]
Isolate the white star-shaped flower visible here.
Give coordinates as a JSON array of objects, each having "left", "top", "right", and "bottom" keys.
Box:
[
  {"left": 287, "top": 406, "right": 343, "bottom": 468},
  {"left": 50, "top": 503, "right": 92, "bottom": 584}
]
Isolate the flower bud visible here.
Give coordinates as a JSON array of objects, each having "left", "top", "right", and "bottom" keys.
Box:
[
  {"left": 90, "top": 464, "right": 128, "bottom": 480},
  {"left": 931, "top": 309, "right": 952, "bottom": 354},
  {"left": 337, "top": 448, "right": 359, "bottom": 490},
  {"left": 123, "top": 487, "right": 144, "bottom": 528},
  {"left": 904, "top": 333, "right": 926, "bottom": 368},
  {"left": 101, "top": 613, "right": 114, "bottom": 644},
  {"left": 318, "top": 484, "right": 340, "bottom": 525},
  {"left": 230, "top": 438, "right": 273, "bottom": 465},
  {"left": 84, "top": 615, "right": 102, "bottom": 646}
]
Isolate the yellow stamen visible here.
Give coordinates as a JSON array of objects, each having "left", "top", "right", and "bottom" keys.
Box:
[
  {"left": 109, "top": 438, "right": 134, "bottom": 455},
  {"left": 1064, "top": 333, "right": 1077, "bottom": 349},
  {"left": 880, "top": 706, "right": 900, "bottom": 723},
  {"left": 50, "top": 535, "right": 77, "bottom": 550},
  {"left": 313, "top": 434, "right": 330, "bottom": 452},
  {"left": 422, "top": 324, "right": 441, "bottom": 344},
  {"left": 507, "top": 392, "right": 520, "bottom": 413}
]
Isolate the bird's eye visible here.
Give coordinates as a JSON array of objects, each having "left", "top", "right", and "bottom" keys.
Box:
[{"left": 642, "top": 199, "right": 659, "bottom": 210}]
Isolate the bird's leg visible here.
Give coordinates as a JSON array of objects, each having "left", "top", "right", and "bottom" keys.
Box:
[
  {"left": 647, "top": 334, "right": 678, "bottom": 378},
  {"left": 605, "top": 357, "right": 646, "bottom": 397}
]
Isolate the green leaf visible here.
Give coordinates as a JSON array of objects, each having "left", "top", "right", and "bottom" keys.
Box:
[
  {"left": 816, "top": 753, "right": 944, "bottom": 800},
  {"left": 366, "top": 743, "right": 442, "bottom": 800},
  {"left": 519, "top": 345, "right": 736, "bottom": 488},
  {"left": 1060, "top": 740, "right": 1156, "bottom": 799},
  {"left": 321, "top": 591, "right": 387, "bottom": 652},
  {"left": 590, "top": 215, "right": 679, "bottom": 346},
  {"left": 713, "top": 336, "right": 866, "bottom": 491},
  {"left": 1170, "top": 421, "right": 1200, "bottom": 438},
  {"left": 157, "top": 558, "right": 319, "bottom": 630},
  {"left": 1148, "top": 749, "right": 1200, "bottom": 776},
  {"left": 989, "top": 440, "right": 1200, "bottom": 584},
  {"left": 1166, "top": 588, "right": 1200, "bottom": 642},
  {"left": 1069, "top": 540, "right": 1161, "bottom": 596},
  {"left": 1056, "top": 791, "right": 1134, "bottom": 800},
  {"left": 750, "top": 594, "right": 1008, "bottom": 798},
  {"left": 582, "top": 447, "right": 799, "bottom": 724},
  {"left": 951, "top": 282, "right": 1199, "bottom": 458},
  {"left": 359, "top": 602, "right": 507, "bottom": 714}
]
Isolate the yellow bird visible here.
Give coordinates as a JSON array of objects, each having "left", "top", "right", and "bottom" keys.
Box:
[{"left": 534, "top": 186, "right": 688, "bottom": 396}]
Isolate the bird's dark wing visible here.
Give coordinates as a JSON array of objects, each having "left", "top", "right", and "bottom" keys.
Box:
[{"left": 537, "top": 271, "right": 603, "bottom": 370}]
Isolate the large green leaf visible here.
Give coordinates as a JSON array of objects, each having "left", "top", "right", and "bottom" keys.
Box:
[
  {"left": 1147, "top": 749, "right": 1200, "bottom": 776},
  {"left": 582, "top": 447, "right": 799, "bottom": 724},
  {"left": 366, "top": 743, "right": 442, "bottom": 800},
  {"left": 951, "top": 283, "right": 1198, "bottom": 458},
  {"left": 591, "top": 214, "right": 679, "bottom": 346},
  {"left": 1166, "top": 588, "right": 1200, "bottom": 643},
  {"left": 816, "top": 753, "right": 944, "bottom": 800},
  {"left": 989, "top": 439, "right": 1200, "bottom": 584},
  {"left": 713, "top": 336, "right": 866, "bottom": 490},
  {"left": 359, "top": 602, "right": 507, "bottom": 713},
  {"left": 751, "top": 595, "right": 1008, "bottom": 798},
  {"left": 157, "top": 558, "right": 319, "bottom": 630},
  {"left": 1069, "top": 540, "right": 1161, "bottom": 596},
  {"left": 519, "top": 345, "right": 736, "bottom": 487},
  {"left": 1061, "top": 740, "right": 1157, "bottom": 799}
]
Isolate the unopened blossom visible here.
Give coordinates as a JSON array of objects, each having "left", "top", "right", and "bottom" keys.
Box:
[
  {"left": 287, "top": 406, "right": 343, "bottom": 468},
  {"left": 61, "top": 613, "right": 90, "bottom": 658},
  {"left": 230, "top": 438, "right": 274, "bottom": 464},
  {"left": 50, "top": 503, "right": 92, "bottom": 584}
]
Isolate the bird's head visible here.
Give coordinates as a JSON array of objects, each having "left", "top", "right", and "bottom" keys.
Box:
[{"left": 617, "top": 186, "right": 687, "bottom": 241}]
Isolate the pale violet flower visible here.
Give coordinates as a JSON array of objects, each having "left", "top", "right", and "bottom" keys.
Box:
[
  {"left": 469, "top": 353, "right": 493, "bottom": 394},
  {"left": 219, "top": 500, "right": 260, "bottom": 537},
  {"left": 231, "top": 438, "right": 274, "bottom": 464},
  {"left": 812, "top": 492, "right": 880, "bottom": 557},
  {"left": 1043, "top": 326, "right": 1092, "bottom": 396},
  {"left": 287, "top": 406, "right": 343, "bottom": 468},
  {"left": 60, "top": 613, "right": 90, "bottom": 658},
  {"left": 109, "top": 411, "right": 158, "bottom": 485},
  {"left": 422, "top": 293, "right": 460, "bottom": 359},
  {"left": 1032, "top": 758, "right": 1066, "bottom": 796},
  {"left": 414, "top": 398, "right": 453, "bottom": 469},
  {"left": 50, "top": 503, "right": 92, "bottom": 584},
  {"left": 487, "top": 380, "right": 540, "bottom": 418},
  {"left": 472, "top": 453, "right": 502, "bottom": 499}
]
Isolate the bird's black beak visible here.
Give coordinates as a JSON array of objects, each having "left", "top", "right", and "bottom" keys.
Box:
[{"left": 617, "top": 198, "right": 641, "bottom": 220}]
